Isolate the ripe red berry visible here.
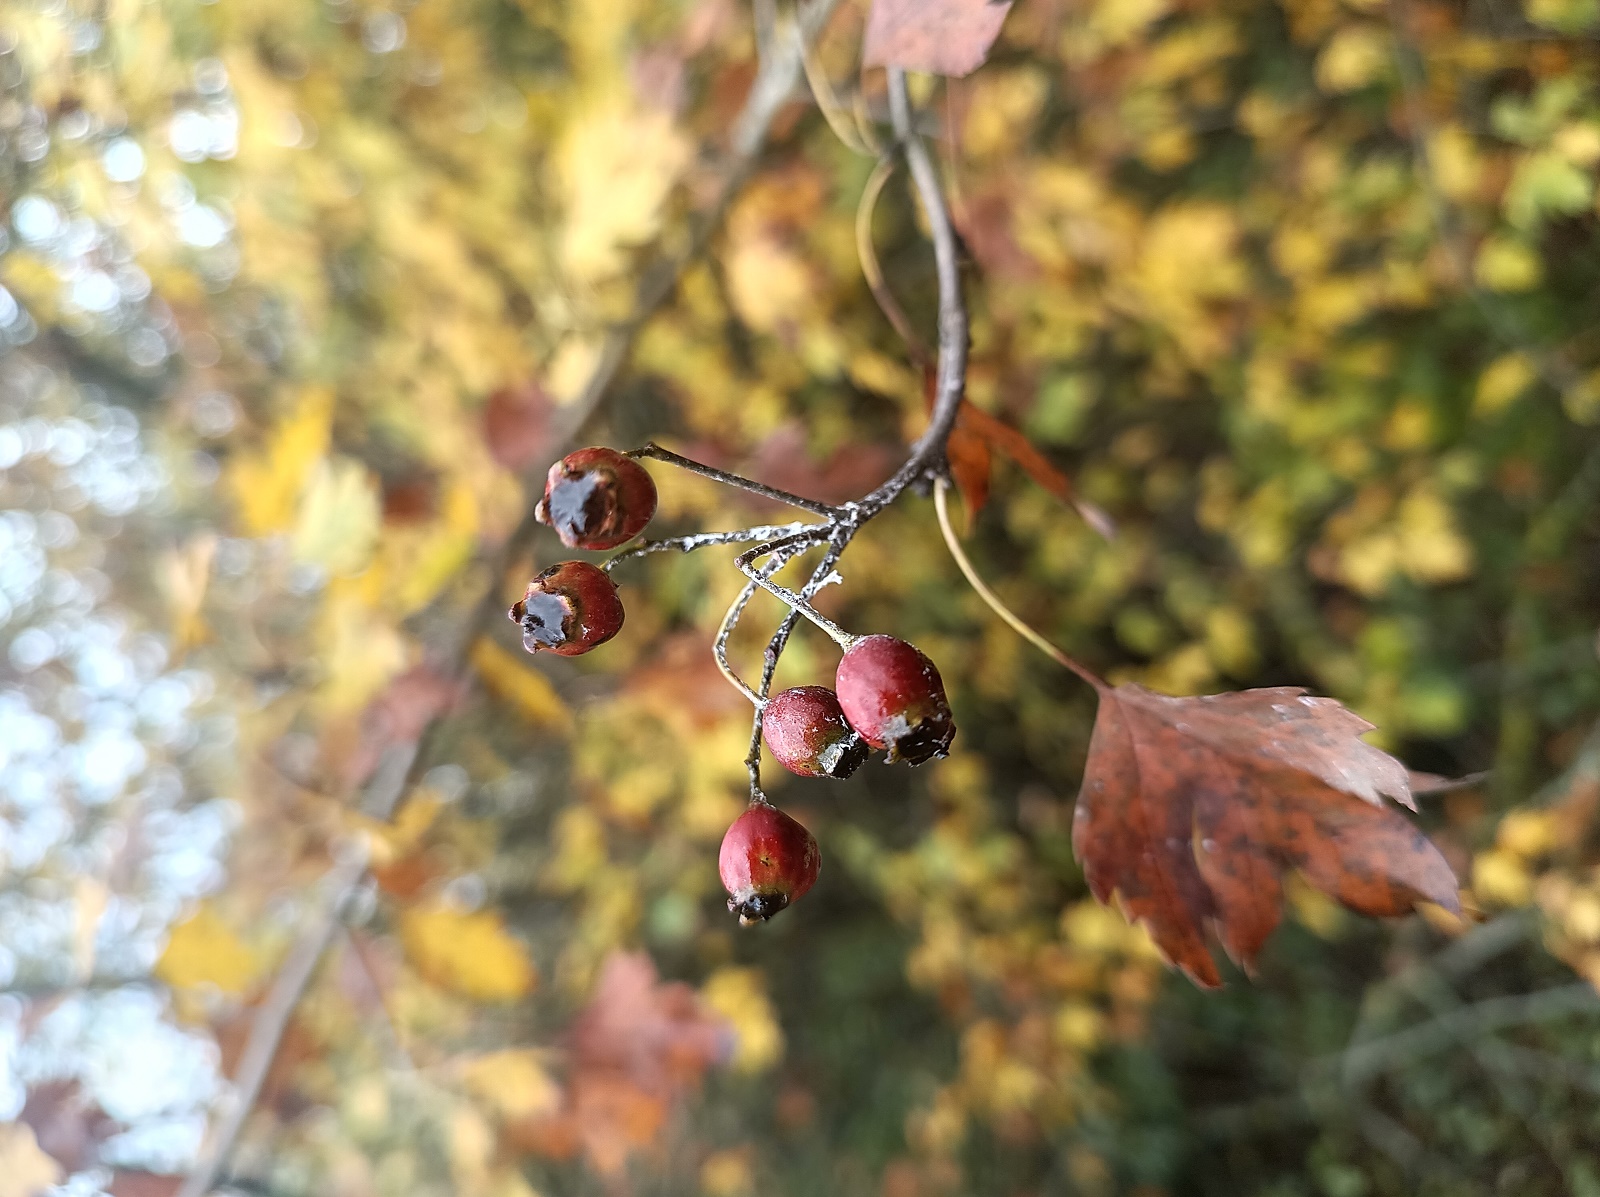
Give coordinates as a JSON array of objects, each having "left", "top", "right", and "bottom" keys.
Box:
[
  {"left": 835, "top": 634, "right": 955, "bottom": 765},
  {"left": 762, "top": 686, "right": 868, "bottom": 780},
  {"left": 535, "top": 447, "right": 656, "bottom": 550},
  {"left": 508, "top": 560, "right": 624, "bottom": 656},
  {"left": 719, "top": 803, "right": 821, "bottom": 925}
]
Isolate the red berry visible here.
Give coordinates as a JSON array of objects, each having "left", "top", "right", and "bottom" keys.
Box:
[
  {"left": 508, "top": 560, "right": 624, "bottom": 656},
  {"left": 763, "top": 686, "right": 868, "bottom": 780},
  {"left": 534, "top": 447, "right": 656, "bottom": 550},
  {"left": 835, "top": 634, "right": 955, "bottom": 765},
  {"left": 719, "top": 803, "right": 821, "bottom": 925}
]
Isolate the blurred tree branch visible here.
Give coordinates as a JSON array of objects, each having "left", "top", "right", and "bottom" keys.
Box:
[{"left": 173, "top": 5, "right": 841, "bottom": 1193}]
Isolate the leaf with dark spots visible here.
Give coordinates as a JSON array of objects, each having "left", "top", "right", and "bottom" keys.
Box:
[
  {"left": 1073, "top": 684, "right": 1460, "bottom": 988},
  {"left": 863, "top": 0, "right": 1014, "bottom": 78}
]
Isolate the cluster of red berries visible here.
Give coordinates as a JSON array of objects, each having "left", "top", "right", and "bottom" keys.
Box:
[{"left": 517, "top": 447, "right": 956, "bottom": 926}]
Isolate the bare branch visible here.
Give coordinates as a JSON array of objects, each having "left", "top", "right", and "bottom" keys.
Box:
[{"left": 628, "top": 442, "right": 837, "bottom": 515}]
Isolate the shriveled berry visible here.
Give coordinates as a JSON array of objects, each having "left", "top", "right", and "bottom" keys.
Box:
[
  {"left": 534, "top": 447, "right": 656, "bottom": 551},
  {"left": 509, "top": 560, "right": 624, "bottom": 656},
  {"left": 835, "top": 634, "right": 955, "bottom": 765},
  {"left": 719, "top": 803, "right": 821, "bottom": 926},
  {"left": 763, "top": 686, "right": 869, "bottom": 780}
]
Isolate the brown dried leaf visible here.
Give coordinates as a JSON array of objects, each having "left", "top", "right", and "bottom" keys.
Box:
[
  {"left": 1074, "top": 685, "right": 1460, "bottom": 987},
  {"left": 946, "top": 422, "right": 992, "bottom": 524},
  {"left": 482, "top": 382, "right": 551, "bottom": 473},
  {"left": 513, "top": 952, "right": 733, "bottom": 1179},
  {"left": 863, "top": 0, "right": 1015, "bottom": 78}
]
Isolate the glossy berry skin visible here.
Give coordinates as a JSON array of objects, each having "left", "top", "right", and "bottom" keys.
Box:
[
  {"left": 719, "top": 803, "right": 821, "bottom": 926},
  {"left": 508, "top": 561, "right": 624, "bottom": 656},
  {"left": 763, "top": 686, "right": 868, "bottom": 780},
  {"left": 535, "top": 447, "right": 656, "bottom": 551},
  {"left": 835, "top": 634, "right": 955, "bottom": 765}
]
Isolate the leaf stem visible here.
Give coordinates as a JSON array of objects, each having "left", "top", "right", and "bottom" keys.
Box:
[{"left": 934, "top": 477, "right": 1104, "bottom": 692}]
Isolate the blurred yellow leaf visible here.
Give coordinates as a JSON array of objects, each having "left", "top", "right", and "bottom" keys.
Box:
[
  {"left": 293, "top": 456, "right": 381, "bottom": 577},
  {"left": 459, "top": 1048, "right": 564, "bottom": 1121},
  {"left": 701, "top": 967, "right": 784, "bottom": 1073},
  {"left": 1315, "top": 25, "right": 1390, "bottom": 93},
  {"left": 401, "top": 902, "right": 538, "bottom": 1002},
  {"left": 1475, "top": 236, "right": 1544, "bottom": 292},
  {"left": 0, "top": 1122, "right": 62, "bottom": 1197},
  {"left": 558, "top": 104, "right": 689, "bottom": 283},
  {"left": 229, "top": 387, "right": 332, "bottom": 535},
  {"left": 1473, "top": 849, "right": 1533, "bottom": 907},
  {"left": 1475, "top": 352, "right": 1537, "bottom": 416},
  {"left": 156, "top": 904, "right": 263, "bottom": 995},
  {"left": 160, "top": 533, "right": 217, "bottom": 653},
  {"left": 471, "top": 639, "right": 573, "bottom": 731}
]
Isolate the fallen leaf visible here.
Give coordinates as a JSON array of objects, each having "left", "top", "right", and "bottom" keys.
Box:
[
  {"left": 1074, "top": 685, "right": 1460, "bottom": 987},
  {"left": 863, "top": 0, "right": 1015, "bottom": 78},
  {"left": 400, "top": 902, "right": 538, "bottom": 1002}
]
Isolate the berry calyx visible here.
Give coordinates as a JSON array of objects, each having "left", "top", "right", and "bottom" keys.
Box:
[
  {"left": 835, "top": 634, "right": 956, "bottom": 765},
  {"left": 509, "top": 560, "right": 624, "bottom": 656},
  {"left": 762, "top": 686, "right": 869, "bottom": 780},
  {"left": 534, "top": 447, "right": 657, "bottom": 551},
  {"left": 719, "top": 802, "right": 821, "bottom": 926}
]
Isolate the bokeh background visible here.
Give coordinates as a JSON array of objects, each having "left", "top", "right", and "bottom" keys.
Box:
[{"left": 2, "top": 0, "right": 1600, "bottom": 1194}]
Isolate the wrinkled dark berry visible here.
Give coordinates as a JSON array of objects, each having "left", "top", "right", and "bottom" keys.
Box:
[
  {"left": 719, "top": 803, "right": 821, "bottom": 926},
  {"left": 835, "top": 634, "right": 955, "bottom": 765},
  {"left": 509, "top": 560, "right": 624, "bottom": 656},
  {"left": 534, "top": 447, "right": 656, "bottom": 550},
  {"left": 763, "top": 686, "right": 869, "bottom": 779}
]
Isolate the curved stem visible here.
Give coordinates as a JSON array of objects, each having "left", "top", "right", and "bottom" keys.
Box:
[
  {"left": 716, "top": 580, "right": 768, "bottom": 707},
  {"left": 714, "top": 539, "right": 811, "bottom": 707},
  {"left": 934, "top": 478, "right": 1104, "bottom": 693},
  {"left": 856, "top": 154, "right": 929, "bottom": 364},
  {"left": 629, "top": 442, "right": 836, "bottom": 516},
  {"left": 735, "top": 534, "right": 856, "bottom": 648}
]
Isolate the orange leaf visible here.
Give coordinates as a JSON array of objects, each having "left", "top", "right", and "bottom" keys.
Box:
[
  {"left": 924, "top": 366, "right": 1111, "bottom": 536},
  {"left": 946, "top": 421, "right": 992, "bottom": 523},
  {"left": 1074, "top": 685, "right": 1460, "bottom": 987},
  {"left": 863, "top": 0, "right": 1015, "bottom": 78}
]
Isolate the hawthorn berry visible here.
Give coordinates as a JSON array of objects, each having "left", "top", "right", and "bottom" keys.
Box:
[
  {"left": 719, "top": 802, "right": 821, "bottom": 925},
  {"left": 762, "top": 686, "right": 869, "bottom": 780},
  {"left": 835, "top": 634, "right": 955, "bottom": 765},
  {"left": 509, "top": 560, "right": 624, "bottom": 656},
  {"left": 535, "top": 446, "right": 657, "bottom": 550}
]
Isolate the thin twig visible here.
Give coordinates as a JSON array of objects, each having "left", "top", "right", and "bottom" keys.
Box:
[
  {"left": 855, "top": 154, "right": 929, "bottom": 362},
  {"left": 1335, "top": 982, "right": 1600, "bottom": 1087},
  {"left": 601, "top": 520, "right": 820, "bottom": 572},
  {"left": 628, "top": 442, "right": 836, "bottom": 515}
]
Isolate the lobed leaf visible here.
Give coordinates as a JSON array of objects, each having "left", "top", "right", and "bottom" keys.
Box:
[{"left": 1074, "top": 684, "right": 1460, "bottom": 987}]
